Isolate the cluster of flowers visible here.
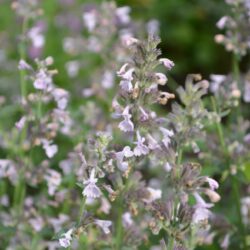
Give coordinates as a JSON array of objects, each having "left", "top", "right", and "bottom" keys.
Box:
[
  {"left": 0, "top": 0, "right": 250, "bottom": 249},
  {"left": 56, "top": 36, "right": 224, "bottom": 250}
]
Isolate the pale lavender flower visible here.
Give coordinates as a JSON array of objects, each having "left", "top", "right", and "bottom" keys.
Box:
[
  {"left": 164, "top": 162, "right": 172, "bottom": 172},
  {"left": 65, "top": 60, "right": 80, "bottom": 78},
  {"left": 99, "top": 197, "right": 111, "bottom": 214},
  {"left": 134, "top": 131, "right": 149, "bottom": 156},
  {"left": 82, "top": 169, "right": 101, "bottom": 199},
  {"left": 139, "top": 106, "right": 149, "bottom": 121},
  {"left": 143, "top": 187, "right": 162, "bottom": 203},
  {"left": 102, "top": 70, "right": 114, "bottom": 89},
  {"left": 192, "top": 192, "right": 213, "bottom": 224},
  {"left": 94, "top": 219, "right": 112, "bottom": 234},
  {"left": 82, "top": 10, "right": 97, "bottom": 32},
  {"left": 155, "top": 73, "right": 167, "bottom": 85},
  {"left": 146, "top": 19, "right": 160, "bottom": 36},
  {"left": 244, "top": 80, "right": 250, "bottom": 102},
  {"left": 123, "top": 36, "right": 139, "bottom": 47},
  {"left": 15, "top": 116, "right": 26, "bottom": 131},
  {"left": 34, "top": 69, "right": 52, "bottom": 90},
  {"left": 18, "top": 59, "right": 31, "bottom": 70},
  {"left": 210, "top": 74, "right": 226, "bottom": 93},
  {"left": 147, "top": 134, "right": 160, "bottom": 150},
  {"left": 116, "top": 6, "right": 131, "bottom": 25},
  {"left": 205, "top": 177, "right": 219, "bottom": 190},
  {"left": 216, "top": 16, "right": 229, "bottom": 29},
  {"left": 45, "top": 169, "right": 62, "bottom": 196},
  {"left": 159, "top": 58, "right": 175, "bottom": 70},
  {"left": 220, "top": 233, "right": 230, "bottom": 249},
  {"left": 122, "top": 212, "right": 133, "bottom": 228},
  {"left": 52, "top": 88, "right": 69, "bottom": 110},
  {"left": 59, "top": 228, "right": 73, "bottom": 248},
  {"left": 42, "top": 139, "right": 58, "bottom": 158},
  {"left": 28, "top": 26, "right": 45, "bottom": 48},
  {"left": 159, "top": 127, "right": 174, "bottom": 148},
  {"left": 29, "top": 216, "right": 44, "bottom": 232},
  {"left": 116, "top": 146, "right": 133, "bottom": 171},
  {"left": 119, "top": 80, "right": 133, "bottom": 93},
  {"left": 118, "top": 106, "right": 134, "bottom": 132}
]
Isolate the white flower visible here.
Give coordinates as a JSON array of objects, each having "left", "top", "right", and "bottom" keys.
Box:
[
  {"left": 139, "top": 106, "right": 149, "bottom": 121},
  {"left": 65, "top": 60, "right": 80, "bottom": 78},
  {"left": 155, "top": 73, "right": 167, "bottom": 85},
  {"left": 116, "top": 146, "right": 134, "bottom": 171},
  {"left": 94, "top": 219, "right": 112, "bottom": 234},
  {"left": 34, "top": 69, "right": 52, "bottom": 90},
  {"left": 45, "top": 169, "right": 62, "bottom": 196},
  {"left": 118, "top": 106, "right": 134, "bottom": 132},
  {"left": 192, "top": 192, "right": 213, "bottom": 224},
  {"left": 244, "top": 80, "right": 250, "bottom": 103},
  {"left": 15, "top": 116, "right": 26, "bottom": 131},
  {"left": 120, "top": 80, "right": 133, "bottom": 93},
  {"left": 116, "top": 6, "right": 131, "bottom": 24},
  {"left": 133, "top": 131, "right": 149, "bottom": 156},
  {"left": 123, "top": 36, "right": 139, "bottom": 47},
  {"left": 159, "top": 127, "right": 174, "bottom": 148},
  {"left": 82, "top": 10, "right": 97, "bottom": 32},
  {"left": 147, "top": 134, "right": 160, "bottom": 150},
  {"left": 206, "top": 177, "right": 219, "bottom": 190},
  {"left": 102, "top": 70, "right": 114, "bottom": 89},
  {"left": 18, "top": 59, "right": 31, "bottom": 70},
  {"left": 159, "top": 58, "right": 175, "bottom": 70},
  {"left": 52, "top": 88, "right": 69, "bottom": 110},
  {"left": 82, "top": 169, "right": 101, "bottom": 199},
  {"left": 143, "top": 187, "right": 162, "bottom": 203},
  {"left": 210, "top": 74, "right": 226, "bottom": 93},
  {"left": 216, "top": 16, "right": 229, "bottom": 29},
  {"left": 122, "top": 212, "right": 133, "bottom": 228},
  {"left": 164, "top": 162, "right": 172, "bottom": 172},
  {"left": 59, "top": 228, "right": 73, "bottom": 248},
  {"left": 28, "top": 26, "right": 45, "bottom": 48},
  {"left": 42, "top": 139, "right": 58, "bottom": 158}
]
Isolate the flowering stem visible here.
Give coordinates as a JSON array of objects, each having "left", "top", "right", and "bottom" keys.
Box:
[
  {"left": 168, "top": 236, "right": 174, "bottom": 250},
  {"left": 19, "top": 18, "right": 29, "bottom": 100},
  {"left": 211, "top": 96, "right": 247, "bottom": 250},
  {"left": 115, "top": 197, "right": 123, "bottom": 250}
]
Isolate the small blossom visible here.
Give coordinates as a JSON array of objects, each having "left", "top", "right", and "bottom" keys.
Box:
[
  {"left": 52, "top": 88, "right": 69, "bottom": 110},
  {"left": 45, "top": 169, "right": 62, "bottom": 196},
  {"left": 123, "top": 36, "right": 139, "bottom": 47},
  {"left": 94, "top": 219, "right": 112, "bottom": 234},
  {"left": 206, "top": 177, "right": 219, "bottom": 190},
  {"left": 18, "top": 59, "right": 31, "bottom": 70},
  {"left": 118, "top": 106, "right": 134, "bottom": 132},
  {"left": 164, "top": 162, "right": 172, "bottom": 172},
  {"left": 15, "top": 116, "right": 26, "bottom": 131},
  {"left": 192, "top": 193, "right": 213, "bottom": 224},
  {"left": 143, "top": 187, "right": 162, "bottom": 203},
  {"left": 116, "top": 6, "right": 131, "bottom": 25},
  {"left": 139, "top": 106, "right": 149, "bottom": 121},
  {"left": 159, "top": 127, "right": 174, "bottom": 148},
  {"left": 216, "top": 16, "right": 229, "bottom": 29},
  {"left": 147, "top": 134, "right": 160, "bottom": 150},
  {"left": 133, "top": 131, "right": 149, "bottom": 156},
  {"left": 59, "top": 228, "right": 73, "bottom": 248},
  {"left": 116, "top": 146, "right": 133, "bottom": 171},
  {"left": 82, "top": 169, "right": 101, "bottom": 199},
  {"left": 42, "top": 139, "right": 58, "bottom": 158},
  {"left": 159, "top": 58, "right": 174, "bottom": 70},
  {"left": 82, "top": 10, "right": 97, "bottom": 32},
  {"left": 34, "top": 69, "right": 52, "bottom": 90},
  {"left": 210, "top": 74, "right": 226, "bottom": 93},
  {"left": 155, "top": 73, "right": 167, "bottom": 85},
  {"left": 204, "top": 189, "right": 221, "bottom": 203},
  {"left": 122, "top": 212, "right": 133, "bottom": 228}
]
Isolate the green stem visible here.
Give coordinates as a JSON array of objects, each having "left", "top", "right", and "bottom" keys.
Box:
[
  {"left": 211, "top": 96, "right": 247, "bottom": 250},
  {"left": 168, "top": 236, "right": 175, "bottom": 250},
  {"left": 19, "top": 18, "right": 29, "bottom": 99},
  {"left": 115, "top": 198, "right": 123, "bottom": 250}
]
